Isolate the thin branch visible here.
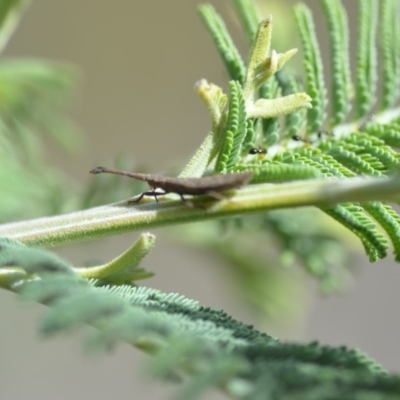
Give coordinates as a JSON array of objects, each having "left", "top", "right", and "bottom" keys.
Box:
[{"left": 1, "top": 175, "right": 400, "bottom": 247}]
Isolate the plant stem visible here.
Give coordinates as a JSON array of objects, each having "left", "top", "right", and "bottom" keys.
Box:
[{"left": 1, "top": 176, "right": 399, "bottom": 247}]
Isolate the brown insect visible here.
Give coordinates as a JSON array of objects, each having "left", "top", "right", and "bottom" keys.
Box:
[{"left": 90, "top": 166, "right": 253, "bottom": 204}]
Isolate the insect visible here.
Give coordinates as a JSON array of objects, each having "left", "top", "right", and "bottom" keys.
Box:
[
  {"left": 248, "top": 147, "right": 267, "bottom": 155},
  {"left": 292, "top": 134, "right": 313, "bottom": 144},
  {"left": 317, "top": 129, "right": 335, "bottom": 139},
  {"left": 90, "top": 166, "right": 253, "bottom": 204}
]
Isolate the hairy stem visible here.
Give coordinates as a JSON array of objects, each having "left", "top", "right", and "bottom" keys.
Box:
[{"left": 1, "top": 176, "right": 399, "bottom": 247}]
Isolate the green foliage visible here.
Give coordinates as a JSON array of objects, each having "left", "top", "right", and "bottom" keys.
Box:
[
  {"left": 3, "top": 0, "right": 400, "bottom": 399},
  {"left": 322, "top": 204, "right": 388, "bottom": 262},
  {"left": 321, "top": 0, "right": 352, "bottom": 125},
  {"left": 235, "top": 162, "right": 321, "bottom": 182},
  {"left": 231, "top": 0, "right": 260, "bottom": 43},
  {"left": 215, "top": 81, "right": 247, "bottom": 172},
  {"left": 198, "top": 4, "right": 246, "bottom": 83},
  {"left": 277, "top": 72, "right": 308, "bottom": 139},
  {"left": 0, "top": 1, "right": 80, "bottom": 221},
  {"left": 195, "top": 0, "right": 400, "bottom": 267},
  {"left": 3, "top": 238, "right": 400, "bottom": 400},
  {"left": 293, "top": 3, "right": 328, "bottom": 132},
  {"left": 2, "top": 0, "right": 400, "bottom": 314},
  {"left": 363, "top": 202, "right": 400, "bottom": 262},
  {"left": 381, "top": 0, "right": 400, "bottom": 109},
  {"left": 356, "top": 0, "right": 378, "bottom": 117},
  {"left": 0, "top": 60, "right": 80, "bottom": 155},
  {"left": 0, "top": 0, "right": 28, "bottom": 53}
]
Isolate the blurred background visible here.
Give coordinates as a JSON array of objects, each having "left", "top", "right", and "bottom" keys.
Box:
[{"left": 1, "top": 1, "right": 400, "bottom": 399}]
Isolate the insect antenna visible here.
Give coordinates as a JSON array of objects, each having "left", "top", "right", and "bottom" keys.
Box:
[{"left": 90, "top": 166, "right": 141, "bottom": 178}]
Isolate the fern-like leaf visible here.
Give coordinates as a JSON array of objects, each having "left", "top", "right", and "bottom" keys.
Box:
[
  {"left": 215, "top": 81, "right": 246, "bottom": 172},
  {"left": 356, "top": 0, "right": 378, "bottom": 117},
  {"left": 2, "top": 240, "right": 399, "bottom": 399},
  {"left": 294, "top": 4, "right": 328, "bottom": 133},
  {"left": 198, "top": 4, "right": 246, "bottom": 83},
  {"left": 321, "top": 0, "right": 353, "bottom": 125},
  {"left": 194, "top": 0, "right": 400, "bottom": 267},
  {"left": 235, "top": 162, "right": 321, "bottom": 182},
  {"left": 381, "top": 0, "right": 400, "bottom": 108},
  {"left": 322, "top": 204, "right": 388, "bottom": 262},
  {"left": 363, "top": 202, "right": 400, "bottom": 261},
  {"left": 230, "top": 0, "right": 260, "bottom": 43}
]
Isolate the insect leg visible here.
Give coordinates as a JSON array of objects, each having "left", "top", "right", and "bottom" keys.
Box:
[
  {"left": 128, "top": 192, "right": 145, "bottom": 204},
  {"left": 143, "top": 190, "right": 167, "bottom": 201},
  {"left": 128, "top": 190, "right": 167, "bottom": 204},
  {"left": 178, "top": 194, "right": 194, "bottom": 208},
  {"left": 152, "top": 188, "right": 159, "bottom": 203},
  {"left": 205, "top": 190, "right": 228, "bottom": 201}
]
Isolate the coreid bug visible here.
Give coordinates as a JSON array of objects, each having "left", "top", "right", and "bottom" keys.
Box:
[{"left": 90, "top": 166, "right": 253, "bottom": 204}]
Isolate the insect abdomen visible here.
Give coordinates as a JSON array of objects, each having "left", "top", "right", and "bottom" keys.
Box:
[{"left": 159, "top": 173, "right": 253, "bottom": 195}]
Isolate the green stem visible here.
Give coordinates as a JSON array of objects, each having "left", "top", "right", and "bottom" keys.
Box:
[{"left": 1, "top": 176, "right": 399, "bottom": 247}]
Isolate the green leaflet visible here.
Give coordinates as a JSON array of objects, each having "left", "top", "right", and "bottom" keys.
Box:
[
  {"left": 321, "top": 134, "right": 400, "bottom": 172},
  {"left": 295, "top": 148, "right": 355, "bottom": 177},
  {"left": 382, "top": 205, "right": 400, "bottom": 262},
  {"left": 260, "top": 78, "right": 281, "bottom": 145},
  {"left": 341, "top": 132, "right": 386, "bottom": 147},
  {"left": 230, "top": 0, "right": 260, "bottom": 44},
  {"left": 243, "top": 361, "right": 396, "bottom": 400},
  {"left": 262, "top": 118, "right": 280, "bottom": 146},
  {"left": 370, "top": 124, "right": 400, "bottom": 148},
  {"left": 242, "top": 118, "right": 257, "bottom": 151},
  {"left": 356, "top": 0, "right": 378, "bottom": 117},
  {"left": 326, "top": 147, "right": 383, "bottom": 176},
  {"left": 358, "top": 146, "right": 399, "bottom": 170},
  {"left": 21, "top": 275, "right": 91, "bottom": 303},
  {"left": 215, "top": 81, "right": 247, "bottom": 172},
  {"left": 321, "top": 0, "right": 353, "bottom": 125},
  {"left": 322, "top": 204, "right": 388, "bottom": 262},
  {"left": 171, "top": 354, "right": 247, "bottom": 400},
  {"left": 364, "top": 122, "right": 400, "bottom": 149},
  {"left": 276, "top": 72, "right": 307, "bottom": 139},
  {"left": 380, "top": 0, "right": 400, "bottom": 109},
  {"left": 0, "top": 236, "right": 25, "bottom": 249},
  {"left": 198, "top": 4, "right": 246, "bottom": 83},
  {"left": 0, "top": 0, "right": 29, "bottom": 55},
  {"left": 242, "top": 341, "right": 386, "bottom": 374},
  {"left": 363, "top": 202, "right": 400, "bottom": 261},
  {"left": 234, "top": 162, "right": 321, "bottom": 183},
  {"left": 0, "top": 246, "right": 74, "bottom": 275},
  {"left": 226, "top": 83, "right": 247, "bottom": 170},
  {"left": 293, "top": 4, "right": 328, "bottom": 133}
]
